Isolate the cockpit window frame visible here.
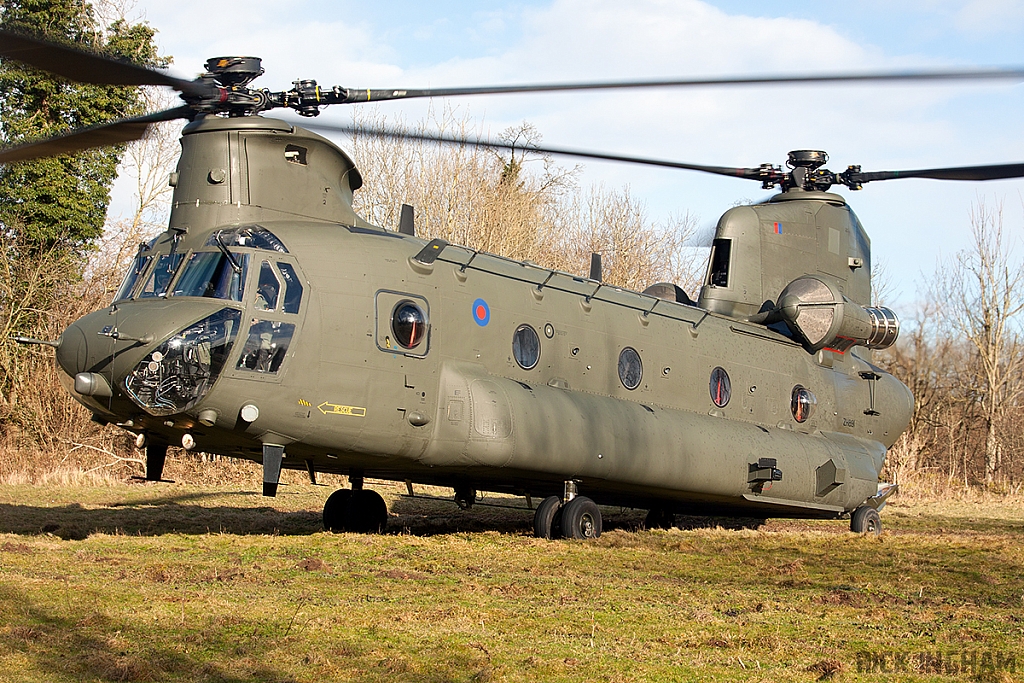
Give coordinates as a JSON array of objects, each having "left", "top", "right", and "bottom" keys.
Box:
[{"left": 225, "top": 255, "right": 308, "bottom": 383}]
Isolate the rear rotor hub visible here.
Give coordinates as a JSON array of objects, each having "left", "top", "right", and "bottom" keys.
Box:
[{"left": 204, "top": 56, "right": 264, "bottom": 88}]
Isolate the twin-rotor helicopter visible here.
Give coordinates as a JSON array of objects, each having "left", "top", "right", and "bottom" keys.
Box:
[{"left": 4, "top": 30, "right": 1024, "bottom": 539}]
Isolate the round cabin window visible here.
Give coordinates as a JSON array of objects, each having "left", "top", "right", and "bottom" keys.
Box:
[
  {"left": 391, "top": 301, "right": 428, "bottom": 349},
  {"left": 618, "top": 347, "right": 643, "bottom": 390},
  {"left": 512, "top": 324, "right": 541, "bottom": 370},
  {"left": 791, "top": 385, "right": 817, "bottom": 423},
  {"left": 710, "top": 367, "right": 731, "bottom": 407}
]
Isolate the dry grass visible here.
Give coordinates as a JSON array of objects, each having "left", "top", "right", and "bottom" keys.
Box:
[{"left": 1, "top": 479, "right": 1023, "bottom": 682}]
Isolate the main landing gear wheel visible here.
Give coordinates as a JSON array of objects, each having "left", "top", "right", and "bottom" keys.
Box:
[
  {"left": 323, "top": 489, "right": 388, "bottom": 533},
  {"left": 561, "top": 496, "right": 602, "bottom": 540},
  {"left": 850, "top": 506, "right": 882, "bottom": 536},
  {"left": 347, "top": 489, "right": 389, "bottom": 533},
  {"left": 644, "top": 506, "right": 674, "bottom": 530},
  {"left": 323, "top": 489, "right": 351, "bottom": 531},
  {"left": 533, "top": 495, "right": 563, "bottom": 539}
]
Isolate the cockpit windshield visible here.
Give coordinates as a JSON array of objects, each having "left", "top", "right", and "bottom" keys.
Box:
[
  {"left": 138, "top": 253, "right": 184, "bottom": 299},
  {"left": 113, "top": 250, "right": 153, "bottom": 302},
  {"left": 172, "top": 251, "right": 250, "bottom": 302}
]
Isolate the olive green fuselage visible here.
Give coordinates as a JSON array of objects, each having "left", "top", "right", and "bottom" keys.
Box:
[{"left": 56, "top": 116, "right": 913, "bottom": 519}]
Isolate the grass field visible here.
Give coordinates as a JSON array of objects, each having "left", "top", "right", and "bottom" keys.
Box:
[{"left": 1, "top": 477, "right": 1022, "bottom": 682}]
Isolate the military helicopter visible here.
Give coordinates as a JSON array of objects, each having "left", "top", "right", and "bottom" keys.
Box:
[{"left": 4, "top": 31, "right": 1024, "bottom": 540}]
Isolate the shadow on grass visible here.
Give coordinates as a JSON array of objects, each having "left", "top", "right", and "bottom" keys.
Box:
[
  {"left": 0, "top": 500, "right": 322, "bottom": 539},
  {"left": 387, "top": 496, "right": 768, "bottom": 535},
  {"left": 1, "top": 487, "right": 770, "bottom": 541}
]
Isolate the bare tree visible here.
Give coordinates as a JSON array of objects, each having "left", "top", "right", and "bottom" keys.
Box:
[
  {"left": 931, "top": 202, "right": 1024, "bottom": 484},
  {"left": 348, "top": 108, "right": 703, "bottom": 292}
]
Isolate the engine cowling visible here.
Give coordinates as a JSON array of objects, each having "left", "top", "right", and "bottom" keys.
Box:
[{"left": 775, "top": 275, "right": 899, "bottom": 353}]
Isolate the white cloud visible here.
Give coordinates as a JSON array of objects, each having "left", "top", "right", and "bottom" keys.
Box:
[{"left": 955, "top": 0, "right": 1024, "bottom": 35}]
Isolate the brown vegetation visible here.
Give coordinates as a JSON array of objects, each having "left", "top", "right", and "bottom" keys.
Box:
[{"left": 878, "top": 201, "right": 1024, "bottom": 490}]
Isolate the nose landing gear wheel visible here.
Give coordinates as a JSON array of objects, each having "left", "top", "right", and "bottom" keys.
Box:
[
  {"left": 850, "top": 505, "right": 882, "bottom": 536},
  {"left": 560, "top": 496, "right": 601, "bottom": 540},
  {"left": 533, "top": 495, "right": 563, "bottom": 539}
]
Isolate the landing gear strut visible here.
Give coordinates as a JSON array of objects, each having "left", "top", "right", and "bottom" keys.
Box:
[
  {"left": 145, "top": 442, "right": 167, "bottom": 481},
  {"left": 644, "top": 506, "right": 675, "bottom": 530}
]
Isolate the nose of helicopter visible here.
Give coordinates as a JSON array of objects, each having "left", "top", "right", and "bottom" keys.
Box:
[
  {"left": 55, "top": 321, "right": 90, "bottom": 378},
  {"left": 53, "top": 303, "right": 172, "bottom": 398},
  {"left": 54, "top": 300, "right": 247, "bottom": 416},
  {"left": 54, "top": 308, "right": 150, "bottom": 399}
]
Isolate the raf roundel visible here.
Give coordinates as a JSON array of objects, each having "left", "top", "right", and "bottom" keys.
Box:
[{"left": 472, "top": 298, "right": 490, "bottom": 327}]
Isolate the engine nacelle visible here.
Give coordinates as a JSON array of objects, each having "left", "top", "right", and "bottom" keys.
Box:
[{"left": 776, "top": 275, "right": 899, "bottom": 353}]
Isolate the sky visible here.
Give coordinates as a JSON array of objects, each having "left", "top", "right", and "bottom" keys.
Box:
[{"left": 109, "top": 0, "right": 1024, "bottom": 309}]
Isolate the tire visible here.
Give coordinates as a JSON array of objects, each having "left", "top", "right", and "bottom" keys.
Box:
[
  {"left": 533, "top": 496, "right": 563, "bottom": 539},
  {"left": 560, "top": 496, "right": 602, "bottom": 540},
  {"left": 323, "top": 489, "right": 351, "bottom": 532},
  {"left": 347, "top": 489, "right": 388, "bottom": 534},
  {"left": 850, "top": 506, "right": 882, "bottom": 536},
  {"left": 644, "top": 507, "right": 674, "bottom": 530}
]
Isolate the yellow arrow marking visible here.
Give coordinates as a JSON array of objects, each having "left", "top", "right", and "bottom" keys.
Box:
[{"left": 318, "top": 402, "right": 366, "bottom": 417}]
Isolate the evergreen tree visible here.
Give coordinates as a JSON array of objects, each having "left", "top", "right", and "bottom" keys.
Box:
[{"left": 0, "top": 0, "right": 165, "bottom": 252}]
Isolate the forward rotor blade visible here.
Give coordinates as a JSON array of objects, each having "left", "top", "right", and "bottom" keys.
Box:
[
  {"left": 853, "top": 162, "right": 1024, "bottom": 184},
  {"left": 0, "top": 28, "right": 208, "bottom": 97},
  {"left": 300, "top": 120, "right": 764, "bottom": 179},
  {"left": 0, "top": 106, "right": 191, "bottom": 164},
  {"left": 346, "top": 66, "right": 1024, "bottom": 102}
]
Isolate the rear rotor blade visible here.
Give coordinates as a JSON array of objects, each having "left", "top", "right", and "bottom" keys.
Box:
[
  {"left": 347, "top": 66, "right": 1024, "bottom": 102},
  {"left": 0, "top": 106, "right": 191, "bottom": 164},
  {"left": 300, "top": 119, "right": 766, "bottom": 179},
  {"left": 0, "top": 28, "right": 208, "bottom": 97},
  {"left": 852, "top": 162, "right": 1024, "bottom": 184}
]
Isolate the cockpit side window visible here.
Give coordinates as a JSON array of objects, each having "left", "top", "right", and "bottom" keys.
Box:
[
  {"left": 276, "top": 262, "right": 303, "bottom": 314},
  {"left": 172, "top": 252, "right": 249, "bottom": 302},
  {"left": 236, "top": 319, "right": 295, "bottom": 374},
  {"left": 138, "top": 253, "right": 184, "bottom": 299},
  {"left": 254, "top": 261, "right": 280, "bottom": 311}
]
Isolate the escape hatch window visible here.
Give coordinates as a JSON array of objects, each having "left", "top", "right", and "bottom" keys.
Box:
[
  {"left": 236, "top": 319, "right": 295, "bottom": 374},
  {"left": 206, "top": 225, "right": 289, "bottom": 253},
  {"left": 708, "top": 238, "right": 731, "bottom": 288},
  {"left": 138, "top": 253, "right": 184, "bottom": 298},
  {"left": 376, "top": 290, "right": 430, "bottom": 357},
  {"left": 172, "top": 251, "right": 249, "bottom": 302},
  {"left": 391, "top": 301, "right": 428, "bottom": 349},
  {"left": 254, "top": 261, "right": 280, "bottom": 311}
]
